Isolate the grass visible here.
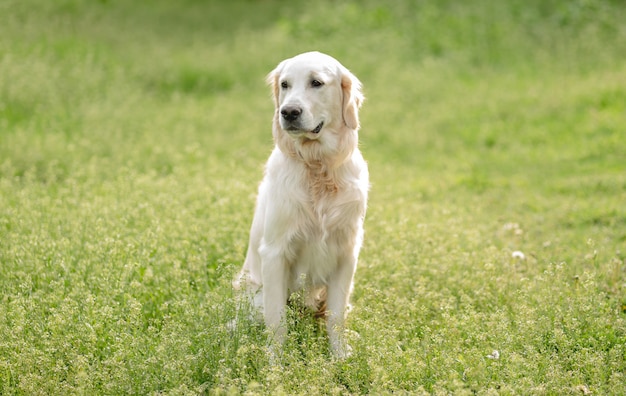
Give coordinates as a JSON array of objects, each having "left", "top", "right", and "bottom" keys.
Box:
[{"left": 1, "top": 0, "right": 625, "bottom": 394}]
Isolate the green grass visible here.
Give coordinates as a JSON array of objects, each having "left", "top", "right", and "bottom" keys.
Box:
[{"left": 1, "top": 0, "right": 625, "bottom": 394}]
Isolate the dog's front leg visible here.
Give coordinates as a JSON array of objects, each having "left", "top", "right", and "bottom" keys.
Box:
[
  {"left": 326, "top": 254, "right": 357, "bottom": 359},
  {"left": 260, "top": 244, "right": 289, "bottom": 352}
]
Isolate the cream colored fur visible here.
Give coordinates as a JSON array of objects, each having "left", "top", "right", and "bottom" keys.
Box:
[{"left": 234, "top": 52, "right": 368, "bottom": 358}]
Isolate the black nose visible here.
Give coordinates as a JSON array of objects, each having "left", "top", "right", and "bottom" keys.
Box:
[{"left": 280, "top": 106, "right": 302, "bottom": 122}]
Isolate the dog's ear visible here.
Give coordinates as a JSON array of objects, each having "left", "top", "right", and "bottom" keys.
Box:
[
  {"left": 341, "top": 68, "right": 364, "bottom": 130},
  {"left": 266, "top": 60, "right": 285, "bottom": 109}
]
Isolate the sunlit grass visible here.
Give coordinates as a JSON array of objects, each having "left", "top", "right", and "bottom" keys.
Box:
[{"left": 1, "top": 0, "right": 625, "bottom": 394}]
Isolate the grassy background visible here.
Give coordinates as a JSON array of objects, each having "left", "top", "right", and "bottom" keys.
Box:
[{"left": 1, "top": 0, "right": 625, "bottom": 394}]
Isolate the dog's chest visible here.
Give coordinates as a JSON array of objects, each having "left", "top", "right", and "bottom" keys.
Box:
[
  {"left": 288, "top": 182, "right": 362, "bottom": 284},
  {"left": 302, "top": 179, "right": 357, "bottom": 236}
]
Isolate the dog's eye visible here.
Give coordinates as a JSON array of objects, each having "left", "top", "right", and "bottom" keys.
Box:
[
  {"left": 311, "top": 79, "right": 324, "bottom": 88},
  {"left": 280, "top": 81, "right": 289, "bottom": 89}
]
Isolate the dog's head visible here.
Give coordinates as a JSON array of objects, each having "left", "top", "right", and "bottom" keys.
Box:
[{"left": 267, "top": 52, "right": 364, "bottom": 152}]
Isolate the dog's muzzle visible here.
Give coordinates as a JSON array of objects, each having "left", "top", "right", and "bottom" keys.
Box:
[{"left": 280, "top": 106, "right": 323, "bottom": 134}]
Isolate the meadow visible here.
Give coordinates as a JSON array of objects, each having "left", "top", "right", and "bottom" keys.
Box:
[{"left": 1, "top": 0, "right": 625, "bottom": 394}]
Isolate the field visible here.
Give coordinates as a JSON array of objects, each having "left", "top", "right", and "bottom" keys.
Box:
[{"left": 1, "top": 0, "right": 626, "bottom": 394}]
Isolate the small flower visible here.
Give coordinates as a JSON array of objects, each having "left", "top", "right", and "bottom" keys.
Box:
[
  {"left": 487, "top": 350, "right": 500, "bottom": 360},
  {"left": 512, "top": 251, "right": 525, "bottom": 260}
]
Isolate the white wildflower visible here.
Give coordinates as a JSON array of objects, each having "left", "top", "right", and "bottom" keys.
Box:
[{"left": 512, "top": 251, "right": 525, "bottom": 260}]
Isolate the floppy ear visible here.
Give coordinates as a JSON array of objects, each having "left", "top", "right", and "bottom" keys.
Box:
[
  {"left": 266, "top": 60, "right": 285, "bottom": 109},
  {"left": 341, "top": 68, "right": 364, "bottom": 130}
]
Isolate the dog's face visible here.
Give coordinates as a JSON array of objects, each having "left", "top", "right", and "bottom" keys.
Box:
[{"left": 267, "top": 52, "right": 363, "bottom": 142}]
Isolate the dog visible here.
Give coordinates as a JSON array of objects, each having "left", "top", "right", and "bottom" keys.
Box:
[{"left": 234, "top": 51, "right": 368, "bottom": 358}]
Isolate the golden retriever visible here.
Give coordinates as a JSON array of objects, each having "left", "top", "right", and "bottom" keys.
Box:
[{"left": 234, "top": 51, "right": 368, "bottom": 358}]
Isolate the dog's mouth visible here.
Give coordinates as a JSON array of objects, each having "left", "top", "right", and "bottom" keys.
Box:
[
  {"left": 285, "top": 121, "right": 324, "bottom": 135},
  {"left": 311, "top": 122, "right": 324, "bottom": 134}
]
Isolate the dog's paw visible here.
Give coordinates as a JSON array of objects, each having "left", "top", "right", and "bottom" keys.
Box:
[
  {"left": 330, "top": 329, "right": 360, "bottom": 360},
  {"left": 332, "top": 342, "right": 353, "bottom": 360}
]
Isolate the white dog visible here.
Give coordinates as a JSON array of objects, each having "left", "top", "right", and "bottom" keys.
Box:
[{"left": 234, "top": 52, "right": 368, "bottom": 358}]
